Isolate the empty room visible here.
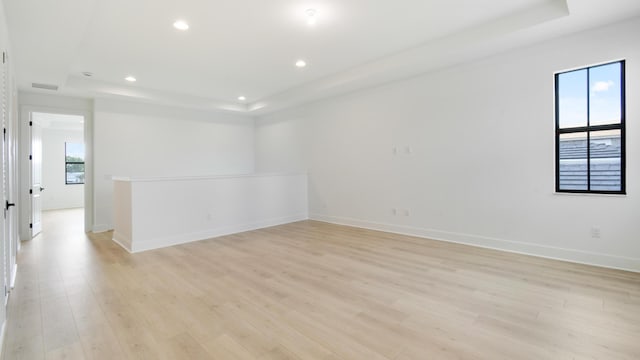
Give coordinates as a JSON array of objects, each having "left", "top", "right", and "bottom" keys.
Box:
[{"left": 0, "top": 0, "right": 638, "bottom": 359}]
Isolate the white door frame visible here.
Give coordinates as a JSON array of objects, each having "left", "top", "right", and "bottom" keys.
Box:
[
  {"left": 19, "top": 105, "right": 93, "bottom": 240},
  {"left": 8, "top": 87, "right": 18, "bottom": 288},
  {"left": 29, "top": 119, "right": 42, "bottom": 237},
  {"left": 1, "top": 50, "right": 16, "bottom": 303}
]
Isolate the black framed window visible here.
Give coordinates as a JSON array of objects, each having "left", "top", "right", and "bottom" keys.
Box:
[
  {"left": 65, "top": 142, "right": 85, "bottom": 185},
  {"left": 555, "top": 60, "right": 625, "bottom": 194}
]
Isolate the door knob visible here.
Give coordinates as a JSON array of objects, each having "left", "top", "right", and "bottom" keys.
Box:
[
  {"left": 5, "top": 201, "right": 15, "bottom": 210},
  {"left": 40, "top": 187, "right": 45, "bottom": 192}
]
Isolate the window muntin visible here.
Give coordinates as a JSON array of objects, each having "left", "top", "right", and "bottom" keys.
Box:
[{"left": 555, "top": 61, "right": 625, "bottom": 194}]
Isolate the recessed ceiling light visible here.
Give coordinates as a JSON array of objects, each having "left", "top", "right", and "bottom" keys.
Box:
[
  {"left": 295, "top": 60, "right": 307, "bottom": 68},
  {"left": 238, "top": 96, "right": 246, "bottom": 101},
  {"left": 125, "top": 76, "right": 137, "bottom": 82},
  {"left": 305, "top": 9, "right": 318, "bottom": 26},
  {"left": 173, "top": 20, "right": 189, "bottom": 31}
]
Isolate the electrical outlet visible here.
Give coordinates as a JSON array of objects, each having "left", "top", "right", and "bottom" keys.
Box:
[{"left": 590, "top": 227, "right": 601, "bottom": 239}]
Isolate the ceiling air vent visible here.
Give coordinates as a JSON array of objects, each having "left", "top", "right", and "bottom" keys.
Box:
[{"left": 32, "top": 83, "right": 59, "bottom": 91}]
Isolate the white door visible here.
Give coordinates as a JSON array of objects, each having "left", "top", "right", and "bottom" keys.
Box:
[
  {"left": 7, "top": 87, "right": 17, "bottom": 289},
  {"left": 2, "top": 86, "right": 9, "bottom": 304},
  {"left": 3, "top": 96, "right": 17, "bottom": 294},
  {"left": 1, "top": 50, "right": 8, "bottom": 303},
  {"left": 31, "top": 119, "right": 43, "bottom": 237}
]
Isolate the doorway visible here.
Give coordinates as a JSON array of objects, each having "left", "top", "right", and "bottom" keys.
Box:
[{"left": 30, "top": 112, "right": 85, "bottom": 238}]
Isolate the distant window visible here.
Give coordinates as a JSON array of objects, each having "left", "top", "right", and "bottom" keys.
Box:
[
  {"left": 555, "top": 61, "right": 625, "bottom": 194},
  {"left": 65, "top": 143, "right": 85, "bottom": 185}
]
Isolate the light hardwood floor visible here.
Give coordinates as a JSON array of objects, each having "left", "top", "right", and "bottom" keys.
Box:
[{"left": 2, "top": 208, "right": 639, "bottom": 359}]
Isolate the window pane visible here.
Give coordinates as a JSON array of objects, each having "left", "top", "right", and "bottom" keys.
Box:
[
  {"left": 558, "top": 69, "right": 587, "bottom": 129},
  {"left": 66, "top": 163, "right": 85, "bottom": 184},
  {"left": 589, "top": 62, "right": 622, "bottom": 126},
  {"left": 559, "top": 132, "right": 587, "bottom": 190},
  {"left": 65, "top": 143, "right": 85, "bottom": 162},
  {"left": 590, "top": 130, "right": 621, "bottom": 191}
]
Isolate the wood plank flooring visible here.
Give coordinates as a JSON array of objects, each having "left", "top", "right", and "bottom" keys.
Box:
[{"left": 2, "top": 208, "right": 639, "bottom": 359}]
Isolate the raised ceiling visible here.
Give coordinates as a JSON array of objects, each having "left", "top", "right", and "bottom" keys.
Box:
[{"left": 4, "top": 0, "right": 640, "bottom": 114}]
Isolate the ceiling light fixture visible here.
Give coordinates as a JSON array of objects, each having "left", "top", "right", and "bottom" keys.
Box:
[
  {"left": 305, "top": 9, "right": 318, "bottom": 25},
  {"left": 173, "top": 20, "right": 189, "bottom": 31},
  {"left": 125, "top": 76, "right": 137, "bottom": 82},
  {"left": 295, "top": 60, "right": 307, "bottom": 68},
  {"left": 238, "top": 96, "right": 246, "bottom": 101}
]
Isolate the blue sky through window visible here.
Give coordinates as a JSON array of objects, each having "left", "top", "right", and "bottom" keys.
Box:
[
  {"left": 558, "top": 62, "right": 621, "bottom": 128},
  {"left": 66, "top": 143, "right": 85, "bottom": 160},
  {"left": 589, "top": 62, "right": 621, "bottom": 125}
]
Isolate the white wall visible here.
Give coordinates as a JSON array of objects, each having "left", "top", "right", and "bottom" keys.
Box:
[
  {"left": 19, "top": 94, "right": 255, "bottom": 234},
  {"left": 41, "top": 127, "right": 84, "bottom": 210},
  {"left": 256, "top": 18, "right": 640, "bottom": 271},
  {"left": 93, "top": 99, "right": 255, "bottom": 231}
]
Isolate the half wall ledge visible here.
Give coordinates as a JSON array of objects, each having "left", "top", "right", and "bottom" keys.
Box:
[{"left": 112, "top": 173, "right": 308, "bottom": 253}]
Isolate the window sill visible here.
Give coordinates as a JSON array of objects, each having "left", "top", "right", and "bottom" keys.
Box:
[{"left": 553, "top": 192, "right": 627, "bottom": 198}]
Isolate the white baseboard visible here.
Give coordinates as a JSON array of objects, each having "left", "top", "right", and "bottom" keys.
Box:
[
  {"left": 43, "top": 205, "right": 84, "bottom": 211},
  {"left": 0, "top": 321, "right": 6, "bottom": 360},
  {"left": 310, "top": 213, "right": 640, "bottom": 273},
  {"left": 10, "top": 264, "right": 17, "bottom": 288},
  {"left": 112, "top": 231, "right": 132, "bottom": 253},
  {"left": 92, "top": 224, "right": 111, "bottom": 233},
  {"left": 124, "top": 214, "right": 309, "bottom": 253}
]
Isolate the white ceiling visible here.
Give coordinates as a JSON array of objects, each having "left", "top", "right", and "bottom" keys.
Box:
[
  {"left": 4, "top": 0, "right": 640, "bottom": 115},
  {"left": 32, "top": 112, "right": 84, "bottom": 131}
]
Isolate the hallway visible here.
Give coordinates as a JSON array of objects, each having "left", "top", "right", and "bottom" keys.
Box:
[{"left": 1, "top": 208, "right": 125, "bottom": 359}]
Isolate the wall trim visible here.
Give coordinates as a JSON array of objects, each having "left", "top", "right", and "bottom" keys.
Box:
[
  {"left": 124, "top": 214, "right": 308, "bottom": 253},
  {"left": 112, "top": 231, "right": 132, "bottom": 253},
  {"left": 92, "top": 224, "right": 111, "bottom": 233},
  {"left": 0, "top": 321, "right": 6, "bottom": 359},
  {"left": 10, "top": 264, "right": 17, "bottom": 288},
  {"left": 310, "top": 213, "right": 640, "bottom": 273}
]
